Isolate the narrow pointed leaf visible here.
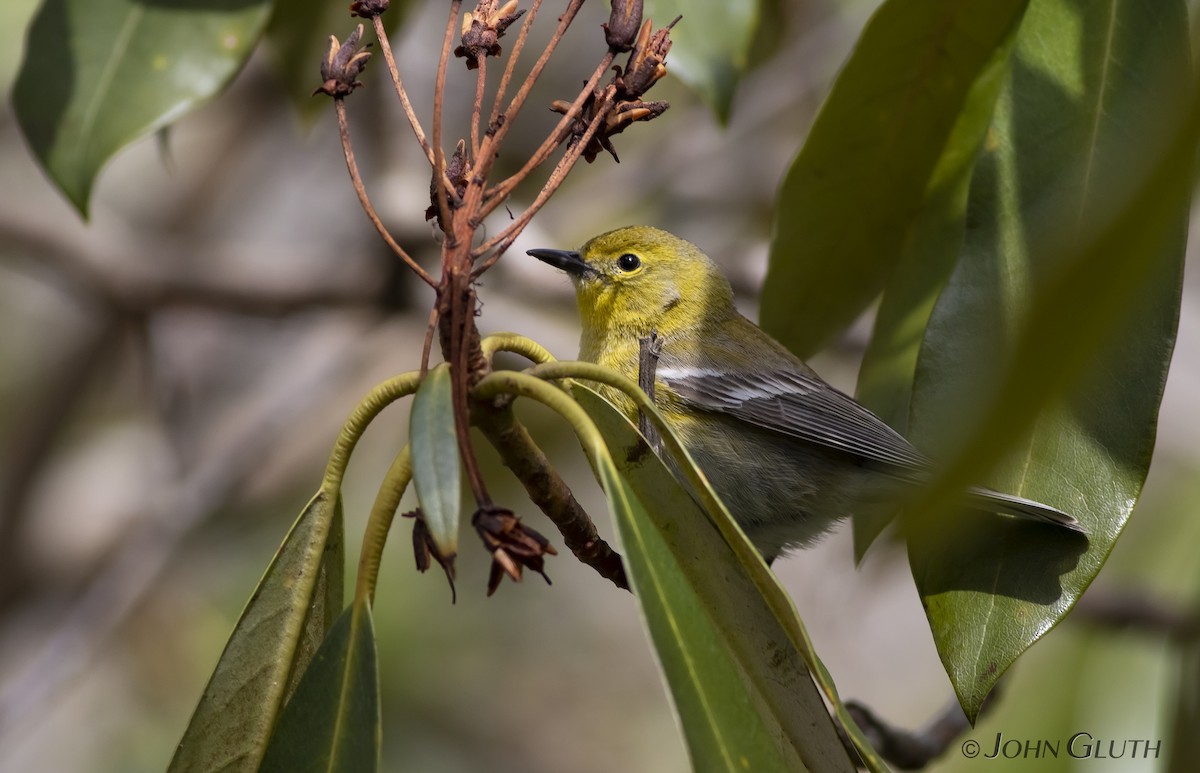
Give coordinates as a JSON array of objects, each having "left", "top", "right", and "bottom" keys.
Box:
[
  {"left": 260, "top": 602, "right": 380, "bottom": 773},
  {"left": 572, "top": 384, "right": 862, "bottom": 773},
  {"left": 761, "top": 0, "right": 1029, "bottom": 358},
  {"left": 170, "top": 489, "right": 345, "bottom": 773},
  {"left": 906, "top": 0, "right": 1192, "bottom": 720},
  {"left": 643, "top": 0, "right": 759, "bottom": 121},
  {"left": 410, "top": 363, "right": 460, "bottom": 559},
  {"left": 12, "top": 0, "right": 272, "bottom": 215}
]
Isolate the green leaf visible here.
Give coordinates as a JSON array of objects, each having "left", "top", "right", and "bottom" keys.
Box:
[
  {"left": 571, "top": 384, "right": 862, "bottom": 773},
  {"left": 761, "top": 0, "right": 1029, "bottom": 358},
  {"left": 410, "top": 363, "right": 461, "bottom": 559},
  {"left": 260, "top": 602, "right": 380, "bottom": 773},
  {"left": 906, "top": 0, "right": 1192, "bottom": 721},
  {"left": 932, "top": 474, "right": 1200, "bottom": 773},
  {"left": 850, "top": 15, "right": 1025, "bottom": 559},
  {"left": 12, "top": 0, "right": 272, "bottom": 216},
  {"left": 169, "top": 489, "right": 345, "bottom": 773},
  {"left": 644, "top": 0, "right": 759, "bottom": 121},
  {"left": 266, "top": 0, "right": 410, "bottom": 121}
]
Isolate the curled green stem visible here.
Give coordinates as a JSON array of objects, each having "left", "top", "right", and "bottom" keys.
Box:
[
  {"left": 323, "top": 371, "right": 422, "bottom": 493},
  {"left": 355, "top": 445, "right": 414, "bottom": 606},
  {"left": 481, "top": 332, "right": 557, "bottom": 364},
  {"left": 473, "top": 370, "right": 610, "bottom": 465}
]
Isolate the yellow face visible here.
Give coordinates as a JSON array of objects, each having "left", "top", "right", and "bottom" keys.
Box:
[{"left": 528, "top": 225, "right": 736, "bottom": 351}]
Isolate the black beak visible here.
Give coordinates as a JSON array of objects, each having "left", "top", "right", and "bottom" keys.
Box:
[{"left": 527, "top": 248, "right": 595, "bottom": 278}]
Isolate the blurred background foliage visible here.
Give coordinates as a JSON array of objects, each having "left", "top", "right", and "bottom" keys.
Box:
[{"left": 0, "top": 0, "right": 1199, "bottom": 771}]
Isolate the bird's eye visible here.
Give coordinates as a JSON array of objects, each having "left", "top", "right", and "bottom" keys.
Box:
[{"left": 617, "top": 253, "right": 641, "bottom": 272}]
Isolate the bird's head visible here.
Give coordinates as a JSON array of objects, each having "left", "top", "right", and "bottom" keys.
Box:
[{"left": 527, "top": 226, "right": 735, "bottom": 339}]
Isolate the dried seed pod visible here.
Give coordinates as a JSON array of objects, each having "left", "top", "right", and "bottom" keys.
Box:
[
  {"left": 349, "top": 0, "right": 390, "bottom": 19},
  {"left": 474, "top": 506, "right": 555, "bottom": 595},
  {"left": 614, "top": 15, "right": 678, "bottom": 100},
  {"left": 454, "top": 0, "right": 527, "bottom": 69},
  {"left": 604, "top": 0, "right": 643, "bottom": 53},
  {"left": 313, "top": 25, "right": 372, "bottom": 98}
]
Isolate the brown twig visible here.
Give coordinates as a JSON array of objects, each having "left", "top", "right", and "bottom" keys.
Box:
[
  {"left": 370, "top": 14, "right": 434, "bottom": 165},
  {"left": 472, "top": 87, "right": 616, "bottom": 270},
  {"left": 477, "top": 0, "right": 582, "bottom": 185},
  {"left": 447, "top": 287, "right": 493, "bottom": 506},
  {"left": 471, "top": 54, "right": 487, "bottom": 161},
  {"left": 845, "top": 698, "right": 974, "bottom": 770},
  {"left": 843, "top": 689, "right": 1001, "bottom": 770},
  {"left": 474, "top": 404, "right": 628, "bottom": 590},
  {"left": 1072, "top": 588, "right": 1200, "bottom": 641},
  {"left": 486, "top": 0, "right": 545, "bottom": 137},
  {"left": 431, "top": 0, "right": 462, "bottom": 236},
  {"left": 335, "top": 100, "right": 436, "bottom": 286},
  {"left": 478, "top": 52, "right": 615, "bottom": 220},
  {"left": 328, "top": 0, "right": 674, "bottom": 592}
]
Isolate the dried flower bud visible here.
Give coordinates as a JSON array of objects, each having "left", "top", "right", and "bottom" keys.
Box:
[
  {"left": 603, "top": 0, "right": 643, "bottom": 53},
  {"left": 349, "top": 0, "right": 390, "bottom": 19},
  {"left": 426, "top": 140, "right": 471, "bottom": 226},
  {"left": 474, "top": 506, "right": 556, "bottom": 596},
  {"left": 454, "top": 0, "right": 526, "bottom": 69},
  {"left": 614, "top": 15, "right": 678, "bottom": 100},
  {"left": 551, "top": 92, "right": 669, "bottom": 163},
  {"left": 313, "top": 25, "right": 372, "bottom": 98},
  {"left": 405, "top": 509, "right": 458, "bottom": 602},
  {"left": 605, "top": 99, "right": 669, "bottom": 137}
]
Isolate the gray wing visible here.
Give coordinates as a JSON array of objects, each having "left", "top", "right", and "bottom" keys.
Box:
[
  {"left": 659, "top": 365, "right": 1084, "bottom": 532},
  {"left": 659, "top": 366, "right": 929, "bottom": 472}
]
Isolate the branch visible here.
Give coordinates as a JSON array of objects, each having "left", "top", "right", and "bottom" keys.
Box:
[
  {"left": 1072, "top": 588, "right": 1200, "bottom": 641},
  {"left": 470, "top": 54, "right": 487, "bottom": 161},
  {"left": 474, "top": 403, "right": 628, "bottom": 591},
  {"left": 335, "top": 100, "right": 436, "bottom": 286},
  {"left": 486, "top": 0, "right": 544, "bottom": 133},
  {"left": 843, "top": 691, "right": 999, "bottom": 770},
  {"left": 475, "top": 0, "right": 583, "bottom": 184},
  {"left": 472, "top": 87, "right": 616, "bottom": 270},
  {"left": 478, "top": 52, "right": 615, "bottom": 219},
  {"left": 370, "top": 14, "right": 434, "bottom": 165},
  {"left": 430, "top": 0, "right": 463, "bottom": 235}
]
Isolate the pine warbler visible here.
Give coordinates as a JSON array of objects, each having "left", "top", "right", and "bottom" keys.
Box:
[{"left": 529, "top": 226, "right": 1082, "bottom": 561}]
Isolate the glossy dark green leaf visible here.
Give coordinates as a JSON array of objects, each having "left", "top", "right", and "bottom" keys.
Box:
[
  {"left": 934, "top": 475, "right": 1200, "bottom": 773},
  {"left": 644, "top": 0, "right": 759, "bottom": 121},
  {"left": 761, "top": 0, "right": 1029, "bottom": 358},
  {"left": 572, "top": 384, "right": 861, "bottom": 773},
  {"left": 906, "top": 0, "right": 1192, "bottom": 720},
  {"left": 266, "top": 0, "right": 409, "bottom": 120},
  {"left": 12, "top": 0, "right": 272, "bottom": 215},
  {"left": 170, "top": 489, "right": 345, "bottom": 773},
  {"left": 850, "top": 18, "right": 1024, "bottom": 559},
  {"left": 260, "top": 601, "right": 380, "bottom": 773},
  {"left": 410, "top": 363, "right": 460, "bottom": 559}
]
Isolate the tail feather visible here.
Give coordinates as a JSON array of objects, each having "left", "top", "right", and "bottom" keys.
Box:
[{"left": 965, "top": 487, "right": 1085, "bottom": 533}]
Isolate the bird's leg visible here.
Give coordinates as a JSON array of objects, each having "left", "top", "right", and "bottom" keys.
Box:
[{"left": 638, "top": 330, "right": 664, "bottom": 455}]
